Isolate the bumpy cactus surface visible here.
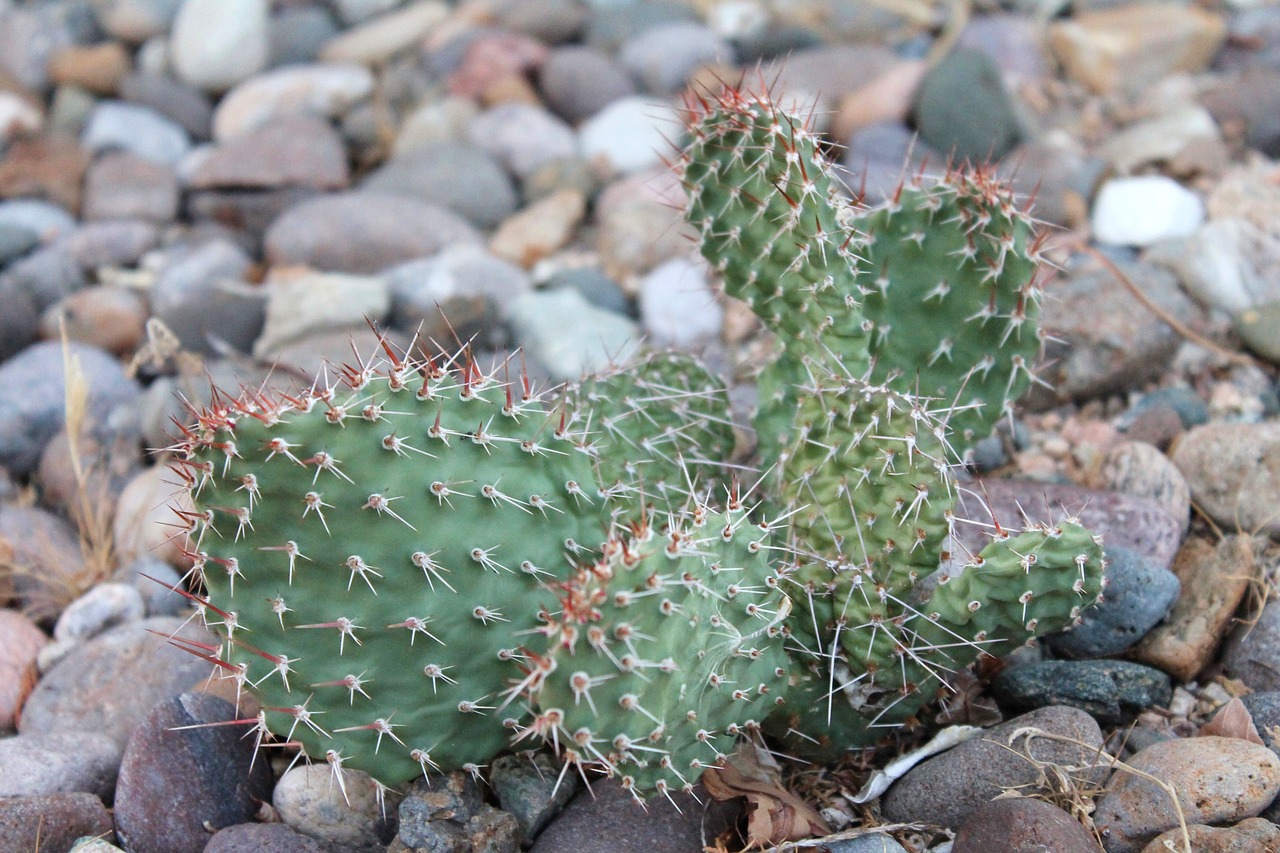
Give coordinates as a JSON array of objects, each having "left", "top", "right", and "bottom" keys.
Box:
[{"left": 174, "top": 344, "right": 612, "bottom": 785}]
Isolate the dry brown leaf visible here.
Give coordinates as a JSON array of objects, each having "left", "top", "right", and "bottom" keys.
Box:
[
  {"left": 1198, "top": 697, "right": 1264, "bottom": 745},
  {"left": 701, "top": 744, "right": 830, "bottom": 846}
]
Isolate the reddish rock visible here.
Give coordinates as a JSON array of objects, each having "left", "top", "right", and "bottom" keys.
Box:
[
  {"left": 0, "top": 134, "right": 91, "bottom": 212},
  {"left": 40, "top": 285, "right": 149, "bottom": 357},
  {"left": 953, "top": 798, "right": 1102, "bottom": 853},
  {"left": 0, "top": 792, "right": 114, "bottom": 852},
  {"left": 114, "top": 693, "right": 273, "bottom": 853},
  {"left": 186, "top": 115, "right": 348, "bottom": 190},
  {"left": 447, "top": 31, "right": 548, "bottom": 99},
  {"left": 0, "top": 610, "right": 47, "bottom": 730},
  {"left": 1140, "top": 818, "right": 1280, "bottom": 853}
]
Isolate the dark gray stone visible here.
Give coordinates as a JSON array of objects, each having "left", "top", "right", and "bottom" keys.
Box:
[
  {"left": 544, "top": 266, "right": 630, "bottom": 317},
  {"left": 0, "top": 222, "right": 38, "bottom": 264},
  {"left": 490, "top": 752, "right": 580, "bottom": 841},
  {"left": 538, "top": 45, "right": 637, "bottom": 123},
  {"left": 1046, "top": 546, "right": 1180, "bottom": 659},
  {"left": 1222, "top": 600, "right": 1280, "bottom": 693},
  {"left": 4, "top": 245, "right": 86, "bottom": 309},
  {"left": 360, "top": 141, "right": 517, "bottom": 229},
  {"left": 149, "top": 238, "right": 264, "bottom": 356},
  {"left": 912, "top": 48, "right": 1023, "bottom": 162},
  {"left": 991, "top": 660, "right": 1173, "bottom": 727},
  {"left": 119, "top": 71, "right": 214, "bottom": 140}
]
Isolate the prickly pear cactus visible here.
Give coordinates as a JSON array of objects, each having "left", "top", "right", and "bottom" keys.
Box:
[
  {"left": 566, "top": 351, "right": 737, "bottom": 508},
  {"left": 514, "top": 498, "right": 793, "bottom": 800},
  {"left": 172, "top": 344, "right": 611, "bottom": 785}
]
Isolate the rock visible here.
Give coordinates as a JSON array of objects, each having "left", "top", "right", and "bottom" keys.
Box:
[
  {"left": 213, "top": 62, "right": 374, "bottom": 141},
  {"left": 384, "top": 245, "right": 531, "bottom": 345},
  {"left": 1094, "top": 736, "right": 1280, "bottom": 853},
  {"left": 253, "top": 267, "right": 391, "bottom": 359},
  {"left": 955, "top": 12, "right": 1047, "bottom": 79},
  {"left": 148, "top": 237, "right": 262, "bottom": 355},
  {"left": 0, "top": 134, "right": 91, "bottom": 213},
  {"left": 48, "top": 43, "right": 131, "bottom": 95},
  {"left": 81, "top": 150, "right": 179, "bottom": 223},
  {"left": 268, "top": 5, "right": 340, "bottom": 67},
  {"left": 318, "top": 1, "right": 448, "bottom": 66},
  {"left": 265, "top": 192, "right": 481, "bottom": 274},
  {"left": 0, "top": 341, "right": 140, "bottom": 479},
  {"left": 0, "top": 5, "right": 78, "bottom": 91},
  {"left": 82, "top": 101, "right": 193, "bottom": 168},
  {"left": 543, "top": 266, "right": 629, "bottom": 316},
  {"left": 274, "top": 764, "right": 397, "bottom": 851},
  {"left": 118, "top": 71, "right": 213, "bottom": 139},
  {"left": 881, "top": 706, "right": 1107, "bottom": 829},
  {"left": 18, "top": 617, "right": 218, "bottom": 749},
  {"left": 911, "top": 48, "right": 1022, "bottom": 162},
  {"left": 639, "top": 257, "right": 723, "bottom": 347},
  {"left": 53, "top": 582, "right": 146, "bottom": 644},
  {"left": 1004, "top": 132, "right": 1104, "bottom": 229},
  {"left": 112, "top": 463, "right": 193, "bottom": 567},
  {"left": 1048, "top": 4, "right": 1227, "bottom": 95},
  {"left": 467, "top": 102, "right": 577, "bottom": 182},
  {"left": 0, "top": 609, "right": 47, "bottom": 730},
  {"left": 579, "top": 96, "right": 679, "bottom": 176},
  {"left": 1235, "top": 301, "right": 1280, "bottom": 364},
  {"left": 1206, "top": 160, "right": 1280, "bottom": 241},
  {"left": 1170, "top": 421, "right": 1280, "bottom": 537},
  {"left": 496, "top": 0, "right": 584, "bottom": 43},
  {"left": 759, "top": 44, "right": 899, "bottom": 131},
  {"left": 443, "top": 30, "right": 549, "bottom": 104},
  {"left": 54, "top": 221, "right": 160, "bottom": 271},
  {"left": 1140, "top": 819, "right": 1280, "bottom": 853},
  {"left": 538, "top": 45, "right": 636, "bottom": 123},
  {"left": 361, "top": 141, "right": 518, "bottom": 229},
  {"left": 831, "top": 61, "right": 927, "bottom": 144},
  {"left": 397, "top": 773, "right": 518, "bottom": 853},
  {"left": 1045, "top": 546, "right": 1179, "bottom": 659},
  {"left": 489, "top": 188, "right": 585, "bottom": 268},
  {"left": 186, "top": 115, "right": 348, "bottom": 190},
  {"left": 1091, "top": 176, "right": 1204, "bottom": 247},
  {"left": 0, "top": 198, "right": 77, "bottom": 241},
  {"left": 1099, "top": 106, "right": 1221, "bottom": 175},
  {"left": 824, "top": 835, "right": 908, "bottom": 853},
  {"left": 41, "top": 283, "right": 148, "bottom": 357},
  {"left": 0, "top": 793, "right": 114, "bottom": 853},
  {"left": 584, "top": 1, "right": 699, "bottom": 53},
  {"left": 954, "top": 479, "right": 1183, "bottom": 573},
  {"left": 838, "top": 121, "right": 938, "bottom": 203},
  {"left": 1132, "top": 536, "right": 1255, "bottom": 682},
  {"left": 508, "top": 287, "right": 639, "bottom": 381},
  {"left": 0, "top": 222, "right": 38, "bottom": 264},
  {"left": 619, "top": 22, "right": 733, "bottom": 94},
  {"left": 88, "top": 0, "right": 183, "bottom": 42},
  {"left": 1100, "top": 441, "right": 1191, "bottom": 531},
  {"left": 4, "top": 246, "right": 86, "bottom": 312},
  {"left": 530, "top": 779, "right": 739, "bottom": 853},
  {"left": 0, "top": 91, "right": 43, "bottom": 142},
  {"left": 1203, "top": 66, "right": 1280, "bottom": 158},
  {"left": 204, "top": 822, "right": 334, "bottom": 852},
  {"left": 595, "top": 168, "right": 694, "bottom": 280},
  {"left": 68, "top": 838, "right": 126, "bottom": 853},
  {"left": 0, "top": 504, "right": 87, "bottom": 622},
  {"left": 489, "top": 752, "right": 579, "bottom": 841},
  {"left": 333, "top": 0, "right": 401, "bottom": 25},
  {"left": 114, "top": 693, "right": 273, "bottom": 853},
  {"left": 394, "top": 94, "right": 478, "bottom": 155},
  {"left": 952, "top": 798, "right": 1102, "bottom": 853},
  {"left": 170, "top": 0, "right": 268, "bottom": 92},
  {"left": 1037, "top": 258, "right": 1203, "bottom": 401},
  {"left": 991, "top": 660, "right": 1173, "bottom": 728},
  {"left": 0, "top": 731, "right": 121, "bottom": 799},
  {"left": 1221, "top": 600, "right": 1280, "bottom": 693}
]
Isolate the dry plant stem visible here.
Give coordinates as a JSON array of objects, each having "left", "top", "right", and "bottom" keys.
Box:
[
  {"left": 1077, "top": 244, "right": 1257, "bottom": 368},
  {"left": 1002, "top": 727, "right": 1192, "bottom": 853}
]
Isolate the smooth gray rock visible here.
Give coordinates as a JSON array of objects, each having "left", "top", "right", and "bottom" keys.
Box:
[
  {"left": 991, "top": 660, "right": 1173, "bottom": 727},
  {"left": 0, "top": 732, "right": 121, "bottom": 799}
]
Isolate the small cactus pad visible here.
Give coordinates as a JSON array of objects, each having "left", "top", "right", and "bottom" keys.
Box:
[
  {"left": 173, "top": 342, "right": 611, "bottom": 785},
  {"left": 516, "top": 501, "right": 793, "bottom": 800},
  {"left": 566, "top": 351, "right": 737, "bottom": 509}
]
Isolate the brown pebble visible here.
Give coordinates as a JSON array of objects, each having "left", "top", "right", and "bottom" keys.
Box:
[
  {"left": 39, "top": 285, "right": 149, "bottom": 357},
  {"left": 0, "top": 610, "right": 47, "bottom": 730},
  {"left": 48, "top": 42, "right": 131, "bottom": 95},
  {"left": 1140, "top": 818, "right": 1280, "bottom": 853},
  {"left": 953, "top": 797, "right": 1102, "bottom": 853}
]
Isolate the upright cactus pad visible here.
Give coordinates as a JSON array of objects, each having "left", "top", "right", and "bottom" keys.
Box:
[
  {"left": 515, "top": 500, "right": 793, "bottom": 800},
  {"left": 172, "top": 342, "right": 611, "bottom": 785}
]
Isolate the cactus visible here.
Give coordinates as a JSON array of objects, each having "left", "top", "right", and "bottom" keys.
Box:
[
  {"left": 171, "top": 341, "right": 614, "bottom": 785},
  {"left": 512, "top": 498, "right": 793, "bottom": 802}
]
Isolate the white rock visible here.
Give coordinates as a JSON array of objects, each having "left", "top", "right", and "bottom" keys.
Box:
[
  {"left": 170, "top": 0, "right": 268, "bottom": 92},
  {"left": 54, "top": 583, "right": 146, "bottom": 644},
  {"left": 254, "top": 268, "right": 391, "bottom": 359},
  {"left": 0, "top": 91, "right": 42, "bottom": 142},
  {"left": 578, "top": 96, "right": 681, "bottom": 176},
  {"left": 213, "top": 63, "right": 374, "bottom": 141},
  {"left": 1147, "top": 217, "right": 1280, "bottom": 315},
  {"left": 640, "top": 258, "right": 723, "bottom": 346},
  {"left": 508, "top": 288, "right": 639, "bottom": 381},
  {"left": 1091, "top": 175, "right": 1205, "bottom": 247},
  {"left": 82, "top": 101, "right": 192, "bottom": 167}
]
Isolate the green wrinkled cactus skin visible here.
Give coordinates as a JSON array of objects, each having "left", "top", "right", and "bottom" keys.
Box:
[{"left": 177, "top": 351, "right": 610, "bottom": 785}]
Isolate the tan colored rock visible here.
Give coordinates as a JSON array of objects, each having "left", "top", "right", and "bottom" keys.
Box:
[
  {"left": 318, "top": 0, "right": 448, "bottom": 65},
  {"left": 489, "top": 189, "right": 585, "bottom": 268},
  {"left": 40, "top": 286, "right": 149, "bottom": 357},
  {"left": 1094, "top": 736, "right": 1280, "bottom": 853},
  {"left": 113, "top": 464, "right": 192, "bottom": 567},
  {"left": 1048, "top": 4, "right": 1227, "bottom": 95},
  {"left": 48, "top": 43, "right": 131, "bottom": 95},
  {"left": 1131, "top": 536, "right": 1254, "bottom": 682},
  {"left": 1170, "top": 421, "right": 1280, "bottom": 536},
  {"left": 0, "top": 610, "right": 47, "bottom": 729},
  {"left": 1140, "top": 818, "right": 1280, "bottom": 853},
  {"left": 831, "top": 60, "right": 926, "bottom": 143}
]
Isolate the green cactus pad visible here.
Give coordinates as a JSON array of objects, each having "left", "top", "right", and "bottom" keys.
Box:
[
  {"left": 567, "top": 351, "right": 737, "bottom": 509},
  {"left": 516, "top": 500, "right": 793, "bottom": 800},
  {"left": 174, "top": 343, "right": 611, "bottom": 786}
]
